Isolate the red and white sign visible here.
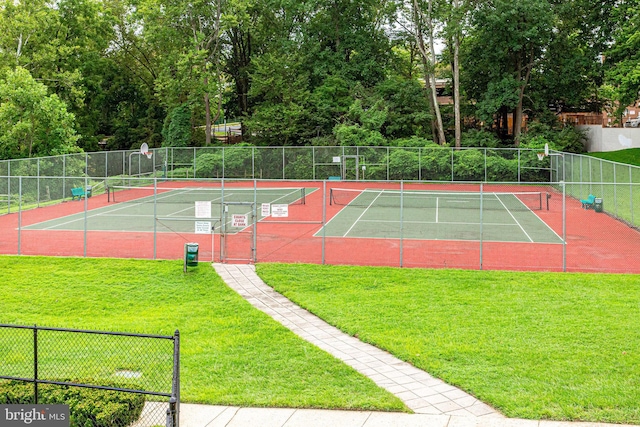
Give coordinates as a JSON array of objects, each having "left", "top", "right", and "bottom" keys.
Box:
[{"left": 232, "top": 214, "right": 248, "bottom": 227}]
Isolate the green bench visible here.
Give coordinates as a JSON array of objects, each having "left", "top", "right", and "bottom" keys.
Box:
[
  {"left": 71, "top": 187, "right": 86, "bottom": 200},
  {"left": 580, "top": 194, "right": 595, "bottom": 209}
]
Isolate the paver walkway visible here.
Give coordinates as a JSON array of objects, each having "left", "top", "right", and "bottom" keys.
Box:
[{"left": 212, "top": 263, "right": 501, "bottom": 418}]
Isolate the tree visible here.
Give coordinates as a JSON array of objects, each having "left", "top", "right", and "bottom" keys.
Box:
[
  {"left": 0, "top": 67, "right": 80, "bottom": 159},
  {"left": 603, "top": 0, "right": 640, "bottom": 121},
  {"left": 462, "top": 0, "right": 553, "bottom": 144},
  {"left": 394, "top": 0, "right": 446, "bottom": 144},
  {"left": 138, "top": 0, "right": 225, "bottom": 145},
  {"left": 441, "top": 0, "right": 471, "bottom": 148},
  {"left": 526, "top": 0, "right": 618, "bottom": 122},
  {"left": 244, "top": 52, "right": 311, "bottom": 145}
]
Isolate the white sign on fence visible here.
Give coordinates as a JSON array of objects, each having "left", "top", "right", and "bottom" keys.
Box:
[
  {"left": 261, "top": 203, "right": 271, "bottom": 216},
  {"left": 232, "top": 214, "right": 248, "bottom": 227},
  {"left": 195, "top": 201, "right": 211, "bottom": 218},
  {"left": 195, "top": 221, "right": 212, "bottom": 234},
  {"left": 271, "top": 204, "right": 289, "bottom": 218}
]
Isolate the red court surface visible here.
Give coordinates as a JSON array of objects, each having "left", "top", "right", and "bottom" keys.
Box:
[{"left": 1, "top": 180, "right": 639, "bottom": 273}]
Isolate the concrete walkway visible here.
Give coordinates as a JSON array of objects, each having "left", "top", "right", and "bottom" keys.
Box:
[
  {"left": 179, "top": 404, "right": 544, "bottom": 427},
  {"left": 173, "top": 264, "right": 630, "bottom": 427},
  {"left": 212, "top": 263, "right": 498, "bottom": 418}
]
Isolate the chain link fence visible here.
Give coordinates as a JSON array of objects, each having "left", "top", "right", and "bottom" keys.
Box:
[
  {"left": 1, "top": 147, "right": 639, "bottom": 272},
  {"left": 0, "top": 146, "right": 548, "bottom": 216},
  {"left": 0, "top": 324, "right": 179, "bottom": 427}
]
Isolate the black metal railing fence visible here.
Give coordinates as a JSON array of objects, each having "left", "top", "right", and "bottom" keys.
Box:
[{"left": 0, "top": 324, "right": 179, "bottom": 427}]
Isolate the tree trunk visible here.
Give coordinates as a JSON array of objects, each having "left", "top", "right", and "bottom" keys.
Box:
[
  {"left": 513, "top": 54, "right": 534, "bottom": 145},
  {"left": 204, "top": 78, "right": 212, "bottom": 145},
  {"left": 452, "top": 0, "right": 461, "bottom": 148},
  {"left": 413, "top": 0, "right": 447, "bottom": 145}
]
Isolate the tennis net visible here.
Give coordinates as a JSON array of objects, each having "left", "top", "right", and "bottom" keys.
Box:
[
  {"left": 329, "top": 188, "right": 549, "bottom": 211},
  {"left": 108, "top": 185, "right": 306, "bottom": 205}
]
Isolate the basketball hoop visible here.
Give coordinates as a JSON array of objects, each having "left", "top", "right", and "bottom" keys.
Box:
[
  {"left": 537, "top": 152, "right": 546, "bottom": 161},
  {"left": 140, "top": 143, "right": 152, "bottom": 159}
]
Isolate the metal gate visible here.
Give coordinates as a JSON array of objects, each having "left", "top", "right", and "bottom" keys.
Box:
[
  {"left": 220, "top": 202, "right": 256, "bottom": 263},
  {"left": 342, "top": 155, "right": 365, "bottom": 180}
]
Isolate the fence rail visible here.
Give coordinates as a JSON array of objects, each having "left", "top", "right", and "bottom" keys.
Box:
[
  {"left": 0, "top": 324, "right": 180, "bottom": 427},
  {"left": 0, "top": 145, "right": 551, "bottom": 184}
]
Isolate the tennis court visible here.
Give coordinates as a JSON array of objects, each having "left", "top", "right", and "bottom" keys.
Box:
[
  {"left": 22, "top": 185, "right": 311, "bottom": 233},
  {"left": 321, "top": 188, "right": 562, "bottom": 243},
  {"left": 3, "top": 179, "right": 640, "bottom": 273}
]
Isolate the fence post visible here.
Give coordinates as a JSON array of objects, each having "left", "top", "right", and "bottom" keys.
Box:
[
  {"left": 18, "top": 177, "right": 21, "bottom": 255},
  {"left": 153, "top": 177, "right": 158, "bottom": 260},
  {"left": 33, "top": 325, "right": 38, "bottom": 404},
  {"left": 450, "top": 148, "right": 454, "bottom": 181},
  {"left": 322, "top": 181, "right": 326, "bottom": 265},
  {"left": 484, "top": 148, "right": 487, "bottom": 182},
  {"left": 479, "top": 183, "right": 484, "bottom": 270},
  {"left": 84, "top": 176, "right": 88, "bottom": 257},
  {"left": 399, "top": 181, "right": 404, "bottom": 268},
  {"left": 613, "top": 163, "right": 618, "bottom": 217},
  {"left": 7, "top": 160, "right": 10, "bottom": 214},
  {"left": 63, "top": 155, "right": 66, "bottom": 199},
  {"left": 630, "top": 166, "right": 634, "bottom": 226},
  {"left": 37, "top": 159, "right": 40, "bottom": 208},
  {"left": 170, "top": 329, "right": 180, "bottom": 427},
  {"left": 562, "top": 181, "right": 566, "bottom": 272}
]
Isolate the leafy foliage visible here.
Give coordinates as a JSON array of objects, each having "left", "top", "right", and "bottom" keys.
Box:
[
  {"left": 162, "top": 104, "right": 192, "bottom": 147},
  {"left": 0, "top": 380, "right": 145, "bottom": 427},
  {"left": 0, "top": 0, "right": 633, "bottom": 154},
  {"left": 0, "top": 68, "right": 80, "bottom": 160}
]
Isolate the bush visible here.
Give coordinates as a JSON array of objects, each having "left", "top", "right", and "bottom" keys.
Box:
[
  {"left": 392, "top": 136, "right": 437, "bottom": 147},
  {"left": 460, "top": 129, "right": 501, "bottom": 148},
  {"left": 195, "top": 152, "right": 223, "bottom": 178},
  {"left": 388, "top": 149, "right": 420, "bottom": 180},
  {"left": 520, "top": 122, "right": 587, "bottom": 154},
  {"left": 0, "top": 380, "right": 145, "bottom": 427},
  {"left": 452, "top": 149, "right": 486, "bottom": 181}
]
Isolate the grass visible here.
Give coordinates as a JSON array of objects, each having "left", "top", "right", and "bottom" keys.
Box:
[
  {"left": 257, "top": 263, "right": 640, "bottom": 424},
  {"left": 0, "top": 256, "right": 406, "bottom": 412},
  {"left": 588, "top": 148, "right": 640, "bottom": 167},
  {"left": 562, "top": 150, "right": 640, "bottom": 227}
]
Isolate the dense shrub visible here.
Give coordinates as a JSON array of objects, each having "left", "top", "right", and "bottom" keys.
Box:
[
  {"left": 284, "top": 151, "right": 313, "bottom": 179},
  {"left": 195, "top": 152, "right": 223, "bottom": 178},
  {"left": 452, "top": 149, "right": 486, "bottom": 181},
  {"left": 460, "top": 129, "right": 501, "bottom": 148},
  {"left": 0, "top": 379, "right": 145, "bottom": 427},
  {"left": 520, "top": 122, "right": 587, "bottom": 153},
  {"left": 388, "top": 149, "right": 420, "bottom": 180},
  {"left": 486, "top": 154, "right": 518, "bottom": 181}
]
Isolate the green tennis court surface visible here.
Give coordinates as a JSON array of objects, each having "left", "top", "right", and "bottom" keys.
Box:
[
  {"left": 22, "top": 186, "right": 311, "bottom": 233},
  {"left": 319, "top": 188, "right": 563, "bottom": 243}
]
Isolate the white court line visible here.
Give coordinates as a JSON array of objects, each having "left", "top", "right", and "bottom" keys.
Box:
[
  {"left": 358, "top": 219, "right": 522, "bottom": 226},
  {"left": 33, "top": 188, "right": 209, "bottom": 230},
  {"left": 495, "top": 196, "right": 534, "bottom": 242},
  {"left": 342, "top": 191, "right": 384, "bottom": 237}
]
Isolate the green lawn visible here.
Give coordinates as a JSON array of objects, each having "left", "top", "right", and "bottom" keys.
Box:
[
  {"left": 257, "top": 263, "right": 640, "bottom": 424},
  {"left": 0, "top": 256, "right": 405, "bottom": 411},
  {"left": 563, "top": 149, "right": 640, "bottom": 227},
  {"left": 588, "top": 148, "right": 640, "bottom": 167}
]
